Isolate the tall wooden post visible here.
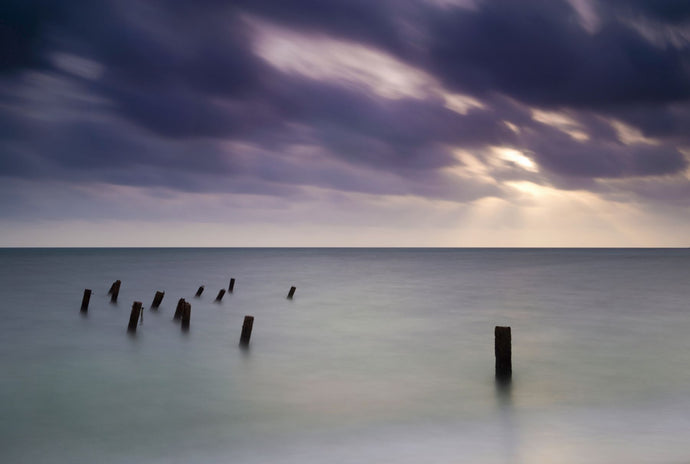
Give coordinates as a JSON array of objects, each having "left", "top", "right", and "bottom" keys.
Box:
[
  {"left": 240, "top": 315, "right": 254, "bottom": 347},
  {"left": 195, "top": 286, "right": 204, "bottom": 297},
  {"left": 495, "top": 326, "right": 512, "bottom": 381},
  {"left": 80, "top": 289, "right": 92, "bottom": 313},
  {"left": 287, "top": 286, "right": 296, "bottom": 299},
  {"left": 151, "top": 291, "right": 165, "bottom": 309},
  {"left": 127, "top": 302, "right": 142, "bottom": 333},
  {"left": 181, "top": 302, "right": 191, "bottom": 331},
  {"left": 229, "top": 278, "right": 235, "bottom": 293},
  {"left": 215, "top": 289, "right": 226, "bottom": 302},
  {"left": 110, "top": 280, "right": 121, "bottom": 303}
]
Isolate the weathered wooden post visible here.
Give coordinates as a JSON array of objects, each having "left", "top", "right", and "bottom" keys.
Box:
[
  {"left": 215, "top": 289, "right": 226, "bottom": 302},
  {"left": 181, "top": 302, "right": 191, "bottom": 331},
  {"left": 239, "top": 315, "right": 254, "bottom": 347},
  {"left": 229, "top": 278, "right": 235, "bottom": 293},
  {"left": 110, "top": 280, "right": 121, "bottom": 303},
  {"left": 495, "top": 326, "right": 512, "bottom": 381},
  {"left": 151, "top": 291, "right": 165, "bottom": 309},
  {"left": 127, "top": 301, "right": 142, "bottom": 333},
  {"left": 80, "top": 289, "right": 92, "bottom": 313},
  {"left": 173, "top": 298, "right": 185, "bottom": 321},
  {"left": 287, "top": 286, "right": 296, "bottom": 299},
  {"left": 195, "top": 286, "right": 204, "bottom": 297}
]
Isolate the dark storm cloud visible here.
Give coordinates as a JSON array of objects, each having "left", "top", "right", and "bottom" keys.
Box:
[
  {"left": 0, "top": 0, "right": 64, "bottom": 72},
  {"left": 607, "top": 104, "right": 690, "bottom": 142},
  {"left": 525, "top": 128, "right": 685, "bottom": 179},
  {"left": 423, "top": 0, "right": 690, "bottom": 107},
  {"left": 263, "top": 75, "right": 516, "bottom": 169},
  {"left": 0, "top": 0, "right": 689, "bottom": 210},
  {"left": 606, "top": 0, "right": 690, "bottom": 24}
]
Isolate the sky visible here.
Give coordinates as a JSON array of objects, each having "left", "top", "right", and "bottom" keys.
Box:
[{"left": 1, "top": 0, "right": 689, "bottom": 247}]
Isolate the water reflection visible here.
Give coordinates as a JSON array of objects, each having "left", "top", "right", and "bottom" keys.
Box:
[
  {"left": 494, "top": 376, "right": 513, "bottom": 409},
  {"left": 495, "top": 377, "right": 521, "bottom": 464}
]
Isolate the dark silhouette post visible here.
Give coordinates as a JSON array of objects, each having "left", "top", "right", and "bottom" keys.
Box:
[
  {"left": 215, "top": 289, "right": 226, "bottom": 302},
  {"left": 80, "top": 289, "right": 92, "bottom": 313},
  {"left": 174, "top": 298, "right": 185, "bottom": 321},
  {"left": 181, "top": 302, "right": 191, "bottom": 331},
  {"left": 287, "top": 286, "right": 296, "bottom": 299},
  {"left": 195, "top": 286, "right": 204, "bottom": 297},
  {"left": 495, "top": 326, "right": 512, "bottom": 381},
  {"left": 107, "top": 280, "right": 119, "bottom": 295},
  {"left": 109, "top": 280, "right": 121, "bottom": 303},
  {"left": 229, "top": 278, "right": 235, "bottom": 293},
  {"left": 151, "top": 291, "right": 165, "bottom": 309},
  {"left": 127, "top": 302, "right": 142, "bottom": 333},
  {"left": 240, "top": 315, "right": 254, "bottom": 347}
]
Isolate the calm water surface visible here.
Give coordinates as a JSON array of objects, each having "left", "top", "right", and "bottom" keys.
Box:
[{"left": 1, "top": 248, "right": 689, "bottom": 463}]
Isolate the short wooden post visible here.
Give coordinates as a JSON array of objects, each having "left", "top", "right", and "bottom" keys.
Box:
[
  {"left": 127, "top": 302, "right": 142, "bottom": 333},
  {"left": 195, "top": 286, "right": 204, "bottom": 297},
  {"left": 107, "top": 280, "right": 119, "bottom": 295},
  {"left": 151, "top": 291, "right": 165, "bottom": 309},
  {"left": 110, "top": 280, "right": 121, "bottom": 303},
  {"left": 215, "top": 289, "right": 226, "bottom": 302},
  {"left": 80, "top": 289, "right": 92, "bottom": 313},
  {"left": 239, "top": 315, "right": 254, "bottom": 347},
  {"left": 229, "top": 278, "right": 235, "bottom": 293},
  {"left": 287, "top": 286, "right": 296, "bottom": 299},
  {"left": 495, "top": 326, "right": 512, "bottom": 381},
  {"left": 173, "top": 298, "right": 185, "bottom": 321},
  {"left": 181, "top": 302, "right": 191, "bottom": 331}
]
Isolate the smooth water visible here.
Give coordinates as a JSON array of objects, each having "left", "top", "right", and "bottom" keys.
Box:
[{"left": 1, "top": 248, "right": 689, "bottom": 463}]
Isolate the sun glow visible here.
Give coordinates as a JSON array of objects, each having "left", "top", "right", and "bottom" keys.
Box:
[{"left": 492, "top": 147, "right": 538, "bottom": 172}]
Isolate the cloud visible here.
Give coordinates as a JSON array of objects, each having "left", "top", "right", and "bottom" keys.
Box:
[
  {"left": 607, "top": 0, "right": 690, "bottom": 25},
  {"left": 0, "top": 0, "right": 688, "bottom": 240},
  {"left": 423, "top": 0, "right": 690, "bottom": 107}
]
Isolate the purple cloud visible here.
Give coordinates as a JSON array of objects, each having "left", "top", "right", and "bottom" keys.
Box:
[{"left": 0, "top": 0, "right": 689, "bottom": 225}]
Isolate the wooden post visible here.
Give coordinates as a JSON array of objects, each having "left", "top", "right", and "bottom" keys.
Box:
[
  {"left": 127, "top": 302, "right": 142, "bottom": 333},
  {"left": 215, "top": 289, "right": 226, "bottom": 302},
  {"left": 181, "top": 302, "right": 191, "bottom": 331},
  {"left": 107, "top": 280, "right": 119, "bottom": 295},
  {"left": 80, "top": 289, "right": 92, "bottom": 313},
  {"left": 229, "top": 278, "right": 235, "bottom": 293},
  {"left": 110, "top": 280, "right": 121, "bottom": 303},
  {"left": 195, "top": 286, "right": 204, "bottom": 297},
  {"left": 240, "top": 315, "right": 254, "bottom": 347},
  {"left": 287, "top": 286, "right": 296, "bottom": 299},
  {"left": 173, "top": 298, "right": 185, "bottom": 321},
  {"left": 495, "top": 326, "right": 512, "bottom": 381},
  {"left": 151, "top": 291, "right": 165, "bottom": 309}
]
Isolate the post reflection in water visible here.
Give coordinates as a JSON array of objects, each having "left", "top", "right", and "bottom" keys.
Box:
[{"left": 495, "top": 376, "right": 521, "bottom": 464}]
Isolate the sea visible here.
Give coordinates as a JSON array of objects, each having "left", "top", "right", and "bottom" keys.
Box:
[{"left": 1, "top": 248, "right": 689, "bottom": 464}]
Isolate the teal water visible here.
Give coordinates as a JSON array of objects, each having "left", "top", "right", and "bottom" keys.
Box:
[{"left": 1, "top": 248, "right": 689, "bottom": 463}]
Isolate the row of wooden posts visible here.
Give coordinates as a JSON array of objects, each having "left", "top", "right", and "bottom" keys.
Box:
[
  {"left": 79, "top": 279, "right": 298, "bottom": 348},
  {"left": 80, "top": 280, "right": 512, "bottom": 380}
]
